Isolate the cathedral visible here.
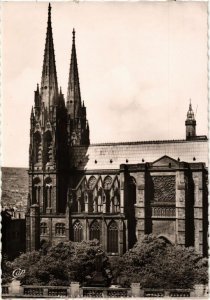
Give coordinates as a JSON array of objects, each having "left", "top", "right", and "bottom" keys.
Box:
[{"left": 26, "top": 4, "right": 208, "bottom": 256}]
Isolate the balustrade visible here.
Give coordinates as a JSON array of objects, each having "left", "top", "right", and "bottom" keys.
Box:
[
  {"left": 107, "top": 289, "right": 128, "bottom": 297},
  {"left": 48, "top": 288, "right": 68, "bottom": 296},
  {"left": 169, "top": 290, "right": 190, "bottom": 297},
  {"left": 2, "top": 286, "right": 9, "bottom": 295},
  {"left": 83, "top": 289, "right": 103, "bottom": 297},
  {"left": 1, "top": 284, "right": 195, "bottom": 298},
  {"left": 23, "top": 287, "right": 44, "bottom": 296}
]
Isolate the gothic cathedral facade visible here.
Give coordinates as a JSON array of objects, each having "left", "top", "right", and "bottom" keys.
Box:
[{"left": 26, "top": 5, "right": 208, "bottom": 256}]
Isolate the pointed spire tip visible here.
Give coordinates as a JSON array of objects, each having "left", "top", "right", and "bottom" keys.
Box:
[{"left": 72, "top": 28, "right": 75, "bottom": 42}]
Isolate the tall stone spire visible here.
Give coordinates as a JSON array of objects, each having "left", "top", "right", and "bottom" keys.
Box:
[
  {"left": 41, "top": 3, "right": 58, "bottom": 109},
  {"left": 67, "top": 29, "right": 81, "bottom": 118}
]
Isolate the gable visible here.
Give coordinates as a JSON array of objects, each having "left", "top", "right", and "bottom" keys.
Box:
[{"left": 152, "top": 155, "right": 179, "bottom": 167}]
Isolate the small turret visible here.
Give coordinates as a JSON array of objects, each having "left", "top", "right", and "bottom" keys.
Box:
[{"left": 185, "top": 100, "right": 196, "bottom": 139}]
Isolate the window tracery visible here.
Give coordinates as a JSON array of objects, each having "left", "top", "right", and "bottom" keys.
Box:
[
  {"left": 88, "top": 176, "right": 97, "bottom": 190},
  {"left": 103, "top": 176, "right": 112, "bottom": 190},
  {"left": 89, "top": 220, "right": 101, "bottom": 241},
  {"left": 43, "top": 130, "right": 53, "bottom": 164},
  {"left": 34, "top": 132, "right": 42, "bottom": 164},
  {"left": 44, "top": 177, "right": 52, "bottom": 212},
  {"left": 55, "top": 223, "right": 65, "bottom": 236},
  {"left": 32, "top": 177, "right": 41, "bottom": 205},
  {"left": 73, "top": 221, "right": 83, "bottom": 242}
]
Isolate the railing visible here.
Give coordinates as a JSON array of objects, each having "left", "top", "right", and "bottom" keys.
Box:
[
  {"left": 82, "top": 287, "right": 130, "bottom": 298},
  {"left": 83, "top": 289, "right": 103, "bottom": 297},
  {"left": 144, "top": 289, "right": 164, "bottom": 297},
  {"left": 48, "top": 288, "right": 68, "bottom": 297},
  {"left": 144, "top": 288, "right": 191, "bottom": 298},
  {"left": 23, "top": 287, "right": 44, "bottom": 296},
  {"left": 168, "top": 290, "right": 191, "bottom": 297},
  {"left": 22, "top": 285, "right": 69, "bottom": 297},
  {"left": 107, "top": 289, "right": 128, "bottom": 297},
  {"left": 1, "top": 284, "right": 205, "bottom": 298},
  {"left": 2, "top": 286, "right": 9, "bottom": 295}
]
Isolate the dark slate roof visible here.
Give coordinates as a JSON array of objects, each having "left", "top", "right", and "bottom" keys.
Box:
[{"left": 72, "top": 139, "right": 208, "bottom": 170}]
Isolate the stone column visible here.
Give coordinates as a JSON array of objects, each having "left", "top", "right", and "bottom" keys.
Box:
[
  {"left": 70, "top": 282, "right": 80, "bottom": 298},
  {"left": 131, "top": 283, "right": 141, "bottom": 297},
  {"left": 82, "top": 219, "right": 87, "bottom": 240},
  {"left": 119, "top": 166, "right": 126, "bottom": 213},
  {"left": 175, "top": 171, "right": 186, "bottom": 246},
  {"left": 84, "top": 193, "right": 89, "bottom": 212},
  {"left": 103, "top": 193, "right": 106, "bottom": 213},
  {"left": 29, "top": 204, "right": 40, "bottom": 251},
  {"left": 86, "top": 219, "right": 89, "bottom": 240},
  {"left": 192, "top": 172, "right": 203, "bottom": 254},
  {"left": 119, "top": 219, "right": 124, "bottom": 255},
  {"left": 46, "top": 186, "right": 52, "bottom": 214},
  {"left": 9, "top": 279, "right": 23, "bottom": 297},
  {"left": 103, "top": 220, "right": 107, "bottom": 252},
  {"left": 25, "top": 213, "right": 31, "bottom": 251},
  {"left": 51, "top": 176, "right": 57, "bottom": 213},
  {"left": 135, "top": 172, "right": 145, "bottom": 242}
]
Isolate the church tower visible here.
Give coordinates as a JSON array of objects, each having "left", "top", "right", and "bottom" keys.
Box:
[
  {"left": 67, "top": 29, "right": 90, "bottom": 146},
  {"left": 26, "top": 4, "right": 68, "bottom": 251},
  {"left": 185, "top": 101, "right": 196, "bottom": 139}
]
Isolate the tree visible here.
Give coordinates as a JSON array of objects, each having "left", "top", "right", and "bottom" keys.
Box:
[
  {"left": 1, "top": 254, "right": 13, "bottom": 284},
  {"left": 115, "top": 235, "right": 208, "bottom": 289},
  {"left": 8, "top": 240, "right": 112, "bottom": 286}
]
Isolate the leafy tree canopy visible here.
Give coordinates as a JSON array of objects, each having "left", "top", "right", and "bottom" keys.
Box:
[
  {"left": 7, "top": 240, "right": 111, "bottom": 286},
  {"left": 114, "top": 235, "right": 208, "bottom": 289}
]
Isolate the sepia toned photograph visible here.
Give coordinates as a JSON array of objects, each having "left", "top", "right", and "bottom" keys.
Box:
[{"left": 1, "top": 1, "right": 208, "bottom": 298}]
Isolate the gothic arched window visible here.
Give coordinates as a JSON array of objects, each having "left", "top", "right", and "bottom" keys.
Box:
[
  {"left": 107, "top": 221, "right": 118, "bottom": 254},
  {"left": 103, "top": 176, "right": 112, "bottom": 190},
  {"left": 73, "top": 221, "right": 83, "bottom": 242},
  {"left": 43, "top": 130, "right": 52, "bottom": 165},
  {"left": 55, "top": 223, "right": 65, "bottom": 236},
  {"left": 40, "top": 222, "right": 47, "bottom": 235},
  {"left": 43, "top": 177, "right": 52, "bottom": 213},
  {"left": 98, "top": 195, "right": 103, "bottom": 212},
  {"left": 34, "top": 131, "right": 41, "bottom": 164},
  {"left": 88, "top": 176, "right": 97, "bottom": 190},
  {"left": 90, "top": 220, "right": 101, "bottom": 241},
  {"left": 111, "top": 196, "right": 120, "bottom": 213},
  {"left": 32, "top": 177, "right": 41, "bottom": 205}
]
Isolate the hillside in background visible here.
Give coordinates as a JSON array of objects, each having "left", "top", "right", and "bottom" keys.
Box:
[{"left": 1, "top": 167, "right": 28, "bottom": 208}]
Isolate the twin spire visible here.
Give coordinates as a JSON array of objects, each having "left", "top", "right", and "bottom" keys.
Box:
[
  {"left": 41, "top": 3, "right": 58, "bottom": 108},
  {"left": 41, "top": 3, "right": 81, "bottom": 114},
  {"left": 67, "top": 28, "right": 82, "bottom": 118}
]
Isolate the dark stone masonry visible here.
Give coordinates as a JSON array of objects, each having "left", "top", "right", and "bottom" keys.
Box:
[{"left": 25, "top": 4, "right": 208, "bottom": 256}]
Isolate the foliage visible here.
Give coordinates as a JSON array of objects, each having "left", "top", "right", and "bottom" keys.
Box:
[
  {"left": 115, "top": 235, "right": 208, "bottom": 289},
  {"left": 9, "top": 240, "right": 111, "bottom": 286},
  {"left": 1, "top": 255, "right": 13, "bottom": 284}
]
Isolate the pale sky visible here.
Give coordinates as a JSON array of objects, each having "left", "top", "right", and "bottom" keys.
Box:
[{"left": 1, "top": 1, "right": 208, "bottom": 167}]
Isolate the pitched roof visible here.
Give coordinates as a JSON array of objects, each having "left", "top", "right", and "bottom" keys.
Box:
[{"left": 71, "top": 139, "right": 208, "bottom": 170}]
